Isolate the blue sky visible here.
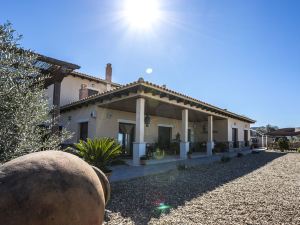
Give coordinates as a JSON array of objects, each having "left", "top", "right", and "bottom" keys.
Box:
[{"left": 1, "top": 0, "right": 299, "bottom": 128}]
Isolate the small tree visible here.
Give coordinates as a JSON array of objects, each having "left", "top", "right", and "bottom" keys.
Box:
[
  {"left": 277, "top": 138, "right": 289, "bottom": 151},
  {"left": 73, "top": 138, "right": 122, "bottom": 172},
  {"left": 0, "top": 22, "right": 71, "bottom": 162}
]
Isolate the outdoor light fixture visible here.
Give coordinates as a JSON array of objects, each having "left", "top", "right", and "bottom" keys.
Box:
[{"left": 145, "top": 114, "right": 151, "bottom": 127}]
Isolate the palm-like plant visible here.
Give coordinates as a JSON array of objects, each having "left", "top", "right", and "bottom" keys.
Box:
[{"left": 73, "top": 138, "right": 121, "bottom": 172}]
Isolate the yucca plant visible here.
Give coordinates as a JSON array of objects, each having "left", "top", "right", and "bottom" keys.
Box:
[{"left": 73, "top": 138, "right": 121, "bottom": 172}]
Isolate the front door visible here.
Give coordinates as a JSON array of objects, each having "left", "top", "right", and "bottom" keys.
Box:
[
  {"left": 158, "top": 126, "right": 171, "bottom": 151},
  {"left": 79, "top": 122, "right": 88, "bottom": 141},
  {"left": 118, "top": 123, "right": 135, "bottom": 157},
  {"left": 232, "top": 128, "right": 238, "bottom": 148}
]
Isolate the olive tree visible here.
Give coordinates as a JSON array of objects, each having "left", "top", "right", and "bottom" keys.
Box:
[{"left": 0, "top": 22, "right": 71, "bottom": 162}]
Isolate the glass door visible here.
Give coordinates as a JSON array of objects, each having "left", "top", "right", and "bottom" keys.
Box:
[
  {"left": 118, "top": 123, "right": 135, "bottom": 157},
  {"left": 158, "top": 126, "right": 172, "bottom": 152}
]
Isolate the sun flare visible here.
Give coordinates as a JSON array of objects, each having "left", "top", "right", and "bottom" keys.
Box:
[{"left": 122, "top": 0, "right": 162, "bottom": 30}]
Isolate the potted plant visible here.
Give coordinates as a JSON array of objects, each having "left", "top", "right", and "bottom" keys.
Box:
[
  {"left": 140, "top": 155, "right": 148, "bottom": 165},
  {"left": 187, "top": 150, "right": 192, "bottom": 159},
  {"left": 72, "top": 137, "right": 121, "bottom": 178}
]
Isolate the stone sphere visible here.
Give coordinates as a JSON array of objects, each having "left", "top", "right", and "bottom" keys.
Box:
[{"left": 0, "top": 150, "right": 110, "bottom": 225}]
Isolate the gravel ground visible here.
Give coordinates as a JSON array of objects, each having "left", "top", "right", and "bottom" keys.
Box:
[{"left": 105, "top": 151, "right": 300, "bottom": 225}]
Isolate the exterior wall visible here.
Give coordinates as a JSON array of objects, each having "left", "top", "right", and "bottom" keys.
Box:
[
  {"left": 45, "top": 75, "right": 117, "bottom": 108},
  {"left": 95, "top": 108, "right": 196, "bottom": 143},
  {"left": 60, "top": 107, "right": 250, "bottom": 147},
  {"left": 61, "top": 107, "right": 217, "bottom": 144},
  {"left": 193, "top": 119, "right": 228, "bottom": 142},
  {"left": 60, "top": 105, "right": 97, "bottom": 143},
  {"left": 45, "top": 84, "right": 54, "bottom": 107},
  {"left": 227, "top": 118, "right": 251, "bottom": 142},
  {"left": 59, "top": 75, "right": 108, "bottom": 106}
]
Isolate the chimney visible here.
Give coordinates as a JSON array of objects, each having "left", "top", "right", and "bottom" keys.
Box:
[
  {"left": 105, "top": 63, "right": 112, "bottom": 82},
  {"left": 79, "top": 84, "right": 88, "bottom": 100}
]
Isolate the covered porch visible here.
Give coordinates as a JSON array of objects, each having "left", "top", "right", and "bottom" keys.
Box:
[
  {"left": 61, "top": 78, "right": 254, "bottom": 166},
  {"left": 98, "top": 85, "right": 230, "bottom": 166}
]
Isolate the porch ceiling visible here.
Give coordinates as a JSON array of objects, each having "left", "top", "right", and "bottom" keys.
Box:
[{"left": 98, "top": 96, "right": 225, "bottom": 122}]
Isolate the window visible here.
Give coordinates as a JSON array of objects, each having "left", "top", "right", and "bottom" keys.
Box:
[{"left": 79, "top": 122, "right": 88, "bottom": 141}]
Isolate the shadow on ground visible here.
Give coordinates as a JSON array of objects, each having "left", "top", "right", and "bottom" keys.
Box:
[{"left": 106, "top": 151, "right": 285, "bottom": 225}]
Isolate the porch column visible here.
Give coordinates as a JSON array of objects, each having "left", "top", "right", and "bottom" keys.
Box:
[
  {"left": 207, "top": 115, "right": 214, "bottom": 155},
  {"left": 133, "top": 97, "right": 146, "bottom": 166},
  {"left": 180, "top": 109, "right": 189, "bottom": 159}
]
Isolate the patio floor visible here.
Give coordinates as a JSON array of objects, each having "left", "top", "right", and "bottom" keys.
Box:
[{"left": 109, "top": 148, "right": 255, "bottom": 182}]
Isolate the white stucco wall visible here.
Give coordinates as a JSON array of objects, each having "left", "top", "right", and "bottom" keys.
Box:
[
  {"left": 227, "top": 118, "right": 251, "bottom": 141},
  {"left": 193, "top": 119, "right": 228, "bottom": 142},
  {"left": 60, "top": 105, "right": 98, "bottom": 143},
  {"left": 60, "top": 75, "right": 108, "bottom": 106},
  {"left": 61, "top": 107, "right": 236, "bottom": 144},
  {"left": 45, "top": 75, "right": 117, "bottom": 107}
]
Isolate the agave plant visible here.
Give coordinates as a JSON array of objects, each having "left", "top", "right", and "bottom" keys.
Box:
[{"left": 73, "top": 138, "right": 121, "bottom": 172}]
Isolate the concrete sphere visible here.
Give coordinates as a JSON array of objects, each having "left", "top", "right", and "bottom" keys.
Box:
[{"left": 0, "top": 150, "right": 110, "bottom": 225}]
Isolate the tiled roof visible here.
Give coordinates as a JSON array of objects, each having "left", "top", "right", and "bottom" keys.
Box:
[
  {"left": 60, "top": 78, "right": 255, "bottom": 123},
  {"left": 267, "top": 128, "right": 300, "bottom": 136},
  {"left": 70, "top": 71, "right": 122, "bottom": 87}
]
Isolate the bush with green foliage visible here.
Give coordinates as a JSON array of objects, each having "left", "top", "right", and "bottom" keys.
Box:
[
  {"left": 220, "top": 155, "right": 231, "bottom": 163},
  {"left": 277, "top": 138, "right": 289, "bottom": 151},
  {"left": 297, "top": 148, "right": 300, "bottom": 153},
  {"left": 177, "top": 164, "right": 188, "bottom": 170},
  {"left": 73, "top": 138, "right": 121, "bottom": 172},
  {"left": 0, "top": 22, "right": 71, "bottom": 162},
  {"left": 213, "top": 142, "right": 228, "bottom": 153},
  {"left": 237, "top": 152, "right": 243, "bottom": 157}
]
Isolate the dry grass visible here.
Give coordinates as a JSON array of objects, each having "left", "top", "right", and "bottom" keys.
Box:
[{"left": 105, "top": 151, "right": 300, "bottom": 225}]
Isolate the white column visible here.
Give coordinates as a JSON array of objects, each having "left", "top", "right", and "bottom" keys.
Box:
[
  {"left": 180, "top": 109, "right": 189, "bottom": 159},
  {"left": 261, "top": 135, "right": 264, "bottom": 148},
  {"left": 133, "top": 98, "right": 146, "bottom": 166},
  {"left": 265, "top": 135, "right": 268, "bottom": 149},
  {"left": 207, "top": 115, "right": 214, "bottom": 155}
]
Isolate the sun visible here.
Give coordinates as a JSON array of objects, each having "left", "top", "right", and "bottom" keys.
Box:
[{"left": 122, "top": 0, "right": 162, "bottom": 30}]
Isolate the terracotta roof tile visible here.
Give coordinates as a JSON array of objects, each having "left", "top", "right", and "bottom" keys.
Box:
[{"left": 60, "top": 78, "right": 255, "bottom": 123}]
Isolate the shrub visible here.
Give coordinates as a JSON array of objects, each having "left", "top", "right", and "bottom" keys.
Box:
[
  {"left": 220, "top": 156, "right": 231, "bottom": 163},
  {"left": 170, "top": 142, "right": 180, "bottom": 155},
  {"left": 73, "top": 137, "right": 121, "bottom": 172},
  {"left": 153, "top": 148, "right": 165, "bottom": 159},
  {"left": 237, "top": 152, "right": 243, "bottom": 157},
  {"left": 297, "top": 148, "right": 300, "bottom": 153},
  {"left": 213, "top": 142, "right": 228, "bottom": 153},
  {"left": 0, "top": 22, "right": 72, "bottom": 162},
  {"left": 277, "top": 138, "right": 289, "bottom": 151},
  {"left": 177, "top": 164, "right": 188, "bottom": 170},
  {"left": 140, "top": 155, "right": 148, "bottom": 160}
]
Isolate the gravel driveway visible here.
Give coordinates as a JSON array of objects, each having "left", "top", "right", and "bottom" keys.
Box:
[{"left": 105, "top": 151, "right": 300, "bottom": 225}]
